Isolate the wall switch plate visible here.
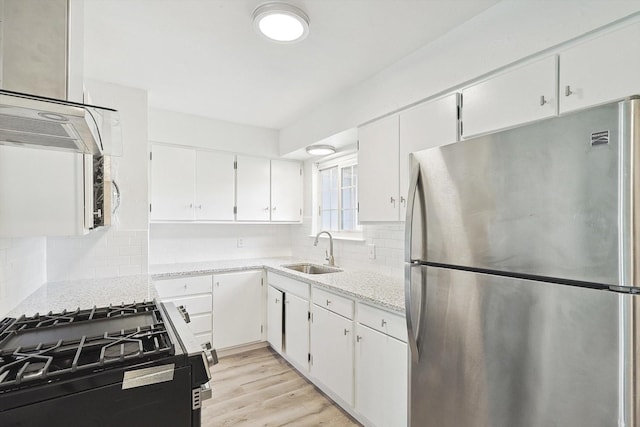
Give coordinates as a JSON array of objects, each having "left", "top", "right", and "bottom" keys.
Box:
[
  {"left": 237, "top": 238, "right": 244, "bottom": 248},
  {"left": 368, "top": 244, "right": 376, "bottom": 260}
]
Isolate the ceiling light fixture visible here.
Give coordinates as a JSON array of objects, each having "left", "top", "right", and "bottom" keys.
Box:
[
  {"left": 252, "top": 2, "right": 310, "bottom": 43},
  {"left": 305, "top": 145, "right": 335, "bottom": 156}
]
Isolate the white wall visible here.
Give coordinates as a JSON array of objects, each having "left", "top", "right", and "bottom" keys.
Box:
[
  {"left": 47, "top": 81, "right": 150, "bottom": 281},
  {"left": 0, "top": 238, "right": 46, "bottom": 317},
  {"left": 149, "top": 108, "right": 279, "bottom": 157},
  {"left": 280, "top": 1, "right": 640, "bottom": 153}
]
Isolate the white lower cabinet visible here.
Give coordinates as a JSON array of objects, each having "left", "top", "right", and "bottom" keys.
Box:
[
  {"left": 155, "top": 274, "right": 214, "bottom": 347},
  {"left": 355, "top": 324, "right": 408, "bottom": 427},
  {"left": 267, "top": 285, "right": 284, "bottom": 354},
  {"left": 285, "top": 292, "right": 310, "bottom": 371},
  {"left": 310, "top": 290, "right": 355, "bottom": 406},
  {"left": 212, "top": 270, "right": 264, "bottom": 350}
]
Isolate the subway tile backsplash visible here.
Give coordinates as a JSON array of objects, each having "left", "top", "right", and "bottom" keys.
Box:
[
  {"left": 47, "top": 229, "right": 149, "bottom": 282},
  {"left": 0, "top": 237, "right": 47, "bottom": 317}
]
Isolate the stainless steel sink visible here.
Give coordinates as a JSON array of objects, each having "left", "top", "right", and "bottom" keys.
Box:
[{"left": 282, "top": 263, "right": 343, "bottom": 275}]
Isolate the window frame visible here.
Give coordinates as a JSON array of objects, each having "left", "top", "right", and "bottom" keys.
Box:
[{"left": 313, "top": 152, "right": 362, "bottom": 239}]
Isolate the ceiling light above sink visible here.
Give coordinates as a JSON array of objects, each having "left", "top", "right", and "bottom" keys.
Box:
[
  {"left": 306, "top": 144, "right": 336, "bottom": 156},
  {"left": 252, "top": 2, "right": 310, "bottom": 43}
]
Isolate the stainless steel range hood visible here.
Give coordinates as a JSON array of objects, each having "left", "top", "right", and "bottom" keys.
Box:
[
  {"left": 0, "top": 89, "right": 121, "bottom": 156},
  {"left": 0, "top": 0, "right": 122, "bottom": 156}
]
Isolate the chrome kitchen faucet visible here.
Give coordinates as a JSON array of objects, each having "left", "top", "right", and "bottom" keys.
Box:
[{"left": 314, "top": 230, "right": 335, "bottom": 266}]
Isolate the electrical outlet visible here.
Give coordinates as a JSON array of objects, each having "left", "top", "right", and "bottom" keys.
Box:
[
  {"left": 237, "top": 238, "right": 244, "bottom": 248},
  {"left": 368, "top": 244, "right": 376, "bottom": 260}
]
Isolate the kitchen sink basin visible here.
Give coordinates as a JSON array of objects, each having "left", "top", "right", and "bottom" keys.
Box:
[{"left": 282, "top": 263, "right": 343, "bottom": 275}]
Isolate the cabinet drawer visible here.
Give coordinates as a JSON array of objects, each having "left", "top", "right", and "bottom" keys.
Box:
[
  {"left": 189, "top": 313, "right": 212, "bottom": 335},
  {"left": 268, "top": 272, "right": 310, "bottom": 299},
  {"left": 312, "top": 287, "right": 353, "bottom": 320},
  {"left": 164, "top": 294, "right": 212, "bottom": 316},
  {"left": 357, "top": 302, "right": 407, "bottom": 342},
  {"left": 155, "top": 275, "right": 213, "bottom": 299}
]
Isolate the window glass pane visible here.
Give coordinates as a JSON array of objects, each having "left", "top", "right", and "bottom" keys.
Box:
[
  {"left": 321, "top": 210, "right": 332, "bottom": 230},
  {"left": 342, "top": 188, "right": 352, "bottom": 209},
  {"left": 342, "top": 166, "right": 352, "bottom": 187},
  {"left": 342, "top": 209, "right": 354, "bottom": 231},
  {"left": 352, "top": 165, "right": 358, "bottom": 186}
]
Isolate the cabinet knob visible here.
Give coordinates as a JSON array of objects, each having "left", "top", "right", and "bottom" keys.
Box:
[
  {"left": 326, "top": 299, "right": 332, "bottom": 306},
  {"left": 188, "top": 203, "right": 193, "bottom": 209},
  {"left": 272, "top": 206, "right": 277, "bottom": 211},
  {"left": 197, "top": 204, "right": 203, "bottom": 209},
  {"left": 381, "top": 319, "right": 387, "bottom": 327},
  {"left": 356, "top": 335, "right": 363, "bottom": 342},
  {"left": 564, "top": 85, "right": 573, "bottom": 97},
  {"left": 400, "top": 196, "right": 406, "bottom": 206},
  {"left": 344, "top": 329, "right": 350, "bottom": 335},
  {"left": 390, "top": 196, "right": 396, "bottom": 206},
  {"left": 539, "top": 95, "right": 547, "bottom": 106},
  {"left": 264, "top": 206, "right": 270, "bottom": 211},
  {"left": 275, "top": 298, "right": 280, "bottom": 303}
]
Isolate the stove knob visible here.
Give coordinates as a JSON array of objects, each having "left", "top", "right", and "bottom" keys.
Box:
[
  {"left": 202, "top": 342, "right": 218, "bottom": 366},
  {"left": 177, "top": 305, "right": 191, "bottom": 323}
]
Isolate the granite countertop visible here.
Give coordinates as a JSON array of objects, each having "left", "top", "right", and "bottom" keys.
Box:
[
  {"left": 7, "top": 275, "right": 154, "bottom": 318},
  {"left": 7, "top": 258, "right": 405, "bottom": 318},
  {"left": 151, "top": 257, "right": 405, "bottom": 313}
]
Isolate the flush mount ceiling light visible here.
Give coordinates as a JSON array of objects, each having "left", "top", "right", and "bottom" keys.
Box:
[
  {"left": 252, "top": 2, "right": 310, "bottom": 43},
  {"left": 306, "top": 144, "right": 335, "bottom": 156}
]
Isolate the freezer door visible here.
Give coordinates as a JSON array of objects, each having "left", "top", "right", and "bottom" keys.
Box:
[
  {"left": 409, "top": 265, "right": 621, "bottom": 427},
  {"left": 409, "top": 98, "right": 635, "bottom": 286}
]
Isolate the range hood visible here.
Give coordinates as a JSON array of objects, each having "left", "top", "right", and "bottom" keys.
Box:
[
  {"left": 0, "top": 0, "right": 122, "bottom": 156},
  {"left": 0, "top": 89, "right": 121, "bottom": 156}
]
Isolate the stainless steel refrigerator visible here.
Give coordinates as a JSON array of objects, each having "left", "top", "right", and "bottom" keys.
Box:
[{"left": 405, "top": 96, "right": 640, "bottom": 427}]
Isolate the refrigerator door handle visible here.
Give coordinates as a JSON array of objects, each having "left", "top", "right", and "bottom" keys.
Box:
[
  {"left": 405, "top": 262, "right": 423, "bottom": 362},
  {"left": 404, "top": 154, "right": 421, "bottom": 263}
]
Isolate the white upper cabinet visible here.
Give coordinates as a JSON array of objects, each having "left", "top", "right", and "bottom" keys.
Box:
[
  {"left": 150, "top": 144, "right": 197, "bottom": 221},
  {"left": 236, "top": 155, "right": 271, "bottom": 221},
  {"left": 271, "top": 159, "right": 303, "bottom": 222},
  {"left": 559, "top": 22, "right": 640, "bottom": 114},
  {"left": 358, "top": 115, "right": 400, "bottom": 222},
  {"left": 461, "top": 55, "right": 558, "bottom": 138},
  {"left": 399, "top": 93, "right": 459, "bottom": 219},
  {"left": 195, "top": 151, "right": 235, "bottom": 221}
]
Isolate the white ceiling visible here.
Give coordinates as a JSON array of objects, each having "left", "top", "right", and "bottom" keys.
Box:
[{"left": 84, "top": 0, "right": 499, "bottom": 130}]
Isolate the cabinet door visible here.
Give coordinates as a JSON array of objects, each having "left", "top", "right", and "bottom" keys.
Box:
[
  {"left": 150, "top": 144, "right": 196, "bottom": 220},
  {"left": 236, "top": 155, "right": 271, "bottom": 221},
  {"left": 0, "top": 146, "right": 85, "bottom": 236},
  {"left": 271, "top": 159, "right": 303, "bottom": 222},
  {"left": 399, "top": 93, "right": 459, "bottom": 219},
  {"left": 310, "top": 305, "right": 354, "bottom": 405},
  {"left": 559, "top": 23, "right": 640, "bottom": 114},
  {"left": 461, "top": 55, "right": 557, "bottom": 138},
  {"left": 267, "top": 285, "right": 284, "bottom": 354},
  {"left": 355, "top": 324, "right": 386, "bottom": 427},
  {"left": 385, "top": 336, "right": 408, "bottom": 427},
  {"left": 195, "top": 151, "right": 235, "bottom": 221},
  {"left": 358, "top": 115, "right": 400, "bottom": 222},
  {"left": 285, "top": 292, "right": 309, "bottom": 371},
  {"left": 212, "top": 271, "right": 263, "bottom": 349}
]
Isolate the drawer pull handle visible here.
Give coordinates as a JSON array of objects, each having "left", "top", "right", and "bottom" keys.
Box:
[
  {"left": 344, "top": 329, "right": 350, "bottom": 335},
  {"left": 275, "top": 298, "right": 280, "bottom": 303},
  {"left": 326, "top": 299, "right": 332, "bottom": 306},
  {"left": 539, "top": 95, "right": 547, "bottom": 106},
  {"left": 356, "top": 335, "right": 362, "bottom": 342},
  {"left": 381, "top": 319, "right": 387, "bottom": 327}
]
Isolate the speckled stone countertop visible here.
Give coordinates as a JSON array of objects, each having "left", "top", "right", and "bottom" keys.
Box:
[
  {"left": 150, "top": 257, "right": 405, "bottom": 314},
  {"left": 7, "top": 275, "right": 154, "bottom": 318}
]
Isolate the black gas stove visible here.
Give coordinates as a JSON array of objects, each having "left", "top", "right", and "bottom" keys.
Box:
[{"left": 0, "top": 301, "right": 214, "bottom": 427}]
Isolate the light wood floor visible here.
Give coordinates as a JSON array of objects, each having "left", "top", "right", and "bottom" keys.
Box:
[{"left": 201, "top": 347, "right": 362, "bottom": 427}]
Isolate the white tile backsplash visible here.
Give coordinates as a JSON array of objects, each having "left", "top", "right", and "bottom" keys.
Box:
[
  {"left": 47, "top": 228, "right": 149, "bottom": 282},
  {"left": 149, "top": 223, "right": 293, "bottom": 265},
  {"left": 0, "top": 237, "right": 47, "bottom": 317},
  {"left": 290, "top": 218, "right": 405, "bottom": 278}
]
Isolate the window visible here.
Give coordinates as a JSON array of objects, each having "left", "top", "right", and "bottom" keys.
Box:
[{"left": 316, "top": 153, "right": 360, "bottom": 235}]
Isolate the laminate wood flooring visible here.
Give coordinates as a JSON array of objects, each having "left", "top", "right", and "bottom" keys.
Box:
[{"left": 202, "top": 347, "right": 362, "bottom": 427}]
